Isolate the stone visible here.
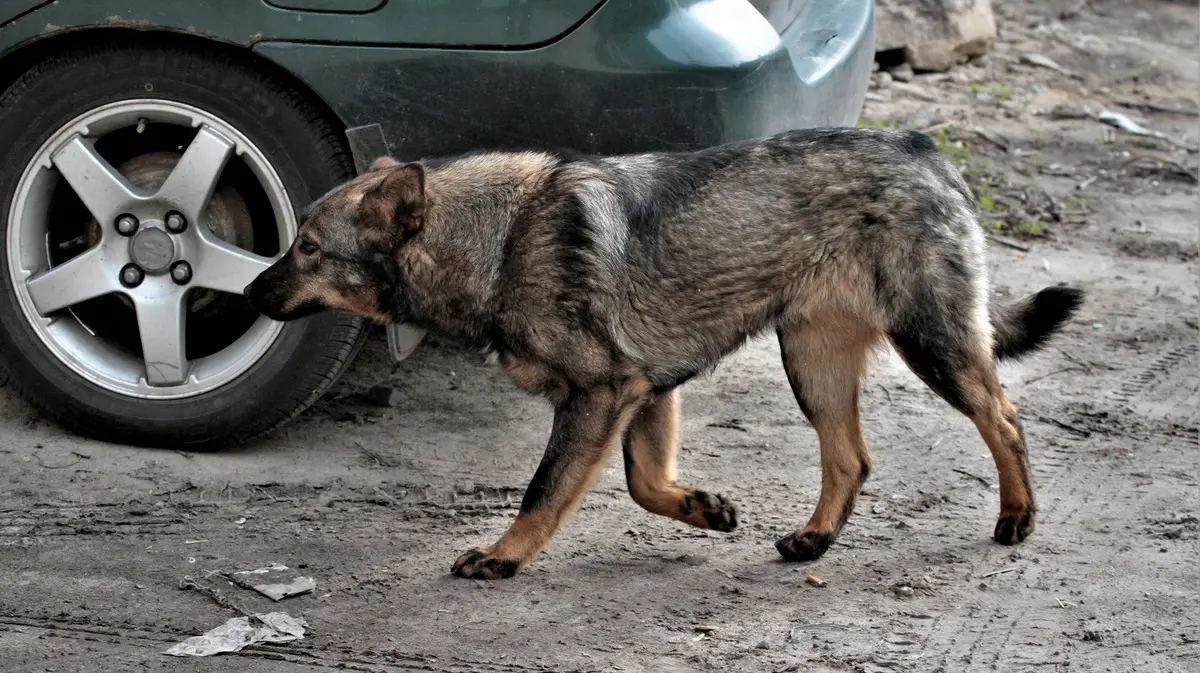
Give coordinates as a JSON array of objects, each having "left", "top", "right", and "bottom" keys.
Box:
[{"left": 876, "top": 0, "right": 997, "bottom": 72}]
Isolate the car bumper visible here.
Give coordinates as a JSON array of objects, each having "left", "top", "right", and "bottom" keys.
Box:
[{"left": 256, "top": 0, "right": 874, "bottom": 158}]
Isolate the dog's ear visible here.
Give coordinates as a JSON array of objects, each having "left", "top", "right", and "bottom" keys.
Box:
[
  {"left": 361, "top": 162, "right": 426, "bottom": 238},
  {"left": 369, "top": 155, "right": 399, "bottom": 172}
]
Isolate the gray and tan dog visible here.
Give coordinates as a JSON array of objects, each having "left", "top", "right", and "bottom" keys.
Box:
[{"left": 245, "top": 128, "right": 1084, "bottom": 579}]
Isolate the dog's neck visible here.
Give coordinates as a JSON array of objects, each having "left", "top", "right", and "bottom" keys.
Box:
[{"left": 386, "top": 163, "right": 546, "bottom": 348}]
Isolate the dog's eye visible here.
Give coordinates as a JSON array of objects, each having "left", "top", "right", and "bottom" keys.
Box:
[{"left": 297, "top": 239, "right": 319, "bottom": 256}]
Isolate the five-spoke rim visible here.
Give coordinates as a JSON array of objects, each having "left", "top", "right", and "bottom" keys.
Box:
[{"left": 7, "top": 100, "right": 294, "bottom": 399}]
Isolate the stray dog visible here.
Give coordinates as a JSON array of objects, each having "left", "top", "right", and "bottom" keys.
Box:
[{"left": 245, "top": 128, "right": 1084, "bottom": 579}]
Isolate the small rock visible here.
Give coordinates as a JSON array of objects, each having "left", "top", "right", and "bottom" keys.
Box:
[
  {"left": 872, "top": 71, "right": 894, "bottom": 89},
  {"left": 756, "top": 639, "right": 771, "bottom": 650},
  {"left": 888, "top": 62, "right": 915, "bottom": 82},
  {"left": 894, "top": 585, "right": 915, "bottom": 598},
  {"left": 366, "top": 385, "right": 401, "bottom": 408},
  {"left": 876, "top": 0, "right": 997, "bottom": 72}
]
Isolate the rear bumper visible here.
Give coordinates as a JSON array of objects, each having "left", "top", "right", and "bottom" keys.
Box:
[
  {"left": 743, "top": 0, "right": 876, "bottom": 132},
  {"left": 256, "top": 0, "right": 875, "bottom": 157}
]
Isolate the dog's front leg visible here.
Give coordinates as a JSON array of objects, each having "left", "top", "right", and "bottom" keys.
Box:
[{"left": 451, "top": 379, "right": 649, "bottom": 579}]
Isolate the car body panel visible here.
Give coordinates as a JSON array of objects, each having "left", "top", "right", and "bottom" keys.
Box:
[
  {"left": 254, "top": 0, "right": 874, "bottom": 158},
  {"left": 1, "top": 0, "right": 871, "bottom": 159},
  {"left": 0, "top": 0, "right": 606, "bottom": 49}
]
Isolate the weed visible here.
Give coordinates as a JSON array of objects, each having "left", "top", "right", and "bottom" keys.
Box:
[
  {"left": 1012, "top": 220, "right": 1047, "bottom": 238},
  {"left": 856, "top": 118, "right": 899, "bottom": 130},
  {"left": 977, "top": 194, "right": 1005, "bottom": 213},
  {"left": 932, "top": 127, "right": 972, "bottom": 165}
]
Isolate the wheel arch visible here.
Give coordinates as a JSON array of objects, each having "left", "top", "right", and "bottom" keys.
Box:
[{"left": 0, "top": 28, "right": 353, "bottom": 152}]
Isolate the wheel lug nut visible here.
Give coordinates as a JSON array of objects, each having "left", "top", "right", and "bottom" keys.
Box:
[
  {"left": 165, "top": 212, "right": 187, "bottom": 233},
  {"left": 115, "top": 215, "right": 139, "bottom": 236},
  {"left": 120, "top": 264, "right": 144, "bottom": 288},
  {"left": 170, "top": 261, "right": 192, "bottom": 285}
]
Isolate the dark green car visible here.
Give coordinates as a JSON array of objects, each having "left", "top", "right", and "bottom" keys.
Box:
[{"left": 0, "top": 0, "right": 874, "bottom": 448}]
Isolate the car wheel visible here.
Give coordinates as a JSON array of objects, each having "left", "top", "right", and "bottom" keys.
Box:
[{"left": 0, "top": 42, "right": 367, "bottom": 449}]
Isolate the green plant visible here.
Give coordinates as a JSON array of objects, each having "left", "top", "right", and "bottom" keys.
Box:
[
  {"left": 977, "top": 194, "right": 1005, "bottom": 213},
  {"left": 1011, "top": 220, "right": 1047, "bottom": 238}
]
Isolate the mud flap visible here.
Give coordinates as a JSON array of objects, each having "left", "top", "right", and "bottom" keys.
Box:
[{"left": 344, "top": 123, "right": 426, "bottom": 363}]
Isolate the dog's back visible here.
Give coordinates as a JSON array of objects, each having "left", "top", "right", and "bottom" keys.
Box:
[{"left": 516, "top": 129, "right": 987, "bottom": 389}]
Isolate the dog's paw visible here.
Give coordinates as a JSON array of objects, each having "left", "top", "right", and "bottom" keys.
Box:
[
  {"left": 681, "top": 490, "right": 739, "bottom": 532},
  {"left": 775, "top": 529, "right": 835, "bottom": 562},
  {"left": 993, "top": 510, "right": 1035, "bottom": 546},
  {"left": 451, "top": 548, "right": 522, "bottom": 579}
]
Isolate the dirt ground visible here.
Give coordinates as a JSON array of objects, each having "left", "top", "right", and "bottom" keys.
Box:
[{"left": 1, "top": 1, "right": 1196, "bottom": 671}]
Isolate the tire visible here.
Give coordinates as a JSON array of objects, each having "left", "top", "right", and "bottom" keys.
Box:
[{"left": 0, "top": 42, "right": 368, "bottom": 449}]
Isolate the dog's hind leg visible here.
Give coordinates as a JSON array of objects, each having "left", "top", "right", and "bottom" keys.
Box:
[
  {"left": 889, "top": 306, "right": 1037, "bottom": 546},
  {"left": 775, "top": 313, "right": 878, "bottom": 562},
  {"left": 622, "top": 388, "right": 738, "bottom": 532},
  {"left": 451, "top": 377, "right": 650, "bottom": 579}
]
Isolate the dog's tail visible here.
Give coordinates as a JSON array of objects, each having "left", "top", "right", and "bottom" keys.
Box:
[{"left": 990, "top": 285, "right": 1085, "bottom": 361}]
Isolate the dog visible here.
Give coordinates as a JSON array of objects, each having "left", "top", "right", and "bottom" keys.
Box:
[{"left": 245, "top": 128, "right": 1084, "bottom": 580}]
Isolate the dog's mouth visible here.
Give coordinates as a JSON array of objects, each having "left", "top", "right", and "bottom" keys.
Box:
[
  {"left": 244, "top": 279, "right": 327, "bottom": 322},
  {"left": 266, "top": 299, "right": 327, "bottom": 321},
  {"left": 248, "top": 296, "right": 326, "bottom": 322}
]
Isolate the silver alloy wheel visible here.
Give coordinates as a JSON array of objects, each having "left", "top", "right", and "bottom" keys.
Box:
[{"left": 6, "top": 99, "right": 294, "bottom": 400}]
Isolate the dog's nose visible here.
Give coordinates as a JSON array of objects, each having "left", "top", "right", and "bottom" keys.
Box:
[{"left": 242, "top": 283, "right": 253, "bottom": 298}]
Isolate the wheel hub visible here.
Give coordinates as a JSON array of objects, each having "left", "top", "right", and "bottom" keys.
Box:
[
  {"left": 128, "top": 226, "right": 175, "bottom": 273},
  {"left": 83, "top": 151, "right": 257, "bottom": 314}
]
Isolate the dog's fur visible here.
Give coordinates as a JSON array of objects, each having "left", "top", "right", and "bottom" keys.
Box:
[{"left": 245, "top": 128, "right": 1085, "bottom": 579}]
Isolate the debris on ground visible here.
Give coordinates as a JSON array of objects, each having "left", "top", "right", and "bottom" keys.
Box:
[
  {"left": 1098, "top": 110, "right": 1167, "bottom": 140},
  {"left": 1124, "top": 155, "right": 1199, "bottom": 185},
  {"left": 980, "top": 566, "right": 1020, "bottom": 578},
  {"left": 1019, "top": 52, "right": 1071, "bottom": 76},
  {"left": 805, "top": 575, "right": 827, "bottom": 588},
  {"left": 164, "top": 612, "right": 308, "bottom": 657},
  {"left": 706, "top": 419, "right": 747, "bottom": 432},
  {"left": 229, "top": 562, "right": 317, "bottom": 601},
  {"left": 693, "top": 625, "right": 718, "bottom": 633}
]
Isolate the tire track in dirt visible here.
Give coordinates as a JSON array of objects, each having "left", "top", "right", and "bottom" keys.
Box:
[
  {"left": 858, "top": 337, "right": 1199, "bottom": 672},
  {"left": 0, "top": 481, "right": 535, "bottom": 543},
  {"left": 0, "top": 616, "right": 577, "bottom": 673},
  {"left": 1110, "top": 343, "right": 1200, "bottom": 426}
]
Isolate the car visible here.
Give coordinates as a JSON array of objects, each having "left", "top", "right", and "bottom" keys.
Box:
[{"left": 0, "top": 0, "right": 875, "bottom": 449}]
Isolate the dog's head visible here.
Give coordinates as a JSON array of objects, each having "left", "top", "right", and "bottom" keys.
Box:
[{"left": 244, "top": 156, "right": 425, "bottom": 323}]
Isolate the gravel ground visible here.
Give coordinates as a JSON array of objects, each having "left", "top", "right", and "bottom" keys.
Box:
[{"left": 1, "top": 1, "right": 1196, "bottom": 671}]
